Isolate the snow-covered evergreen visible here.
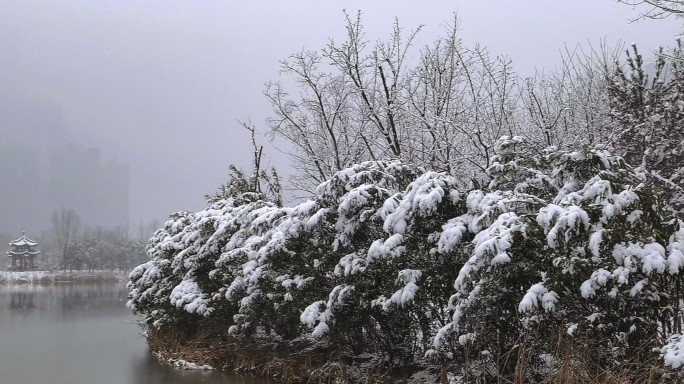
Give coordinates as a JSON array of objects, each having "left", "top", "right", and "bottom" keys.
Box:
[{"left": 128, "top": 43, "right": 684, "bottom": 382}]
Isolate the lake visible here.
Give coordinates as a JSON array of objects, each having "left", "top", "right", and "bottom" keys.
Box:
[{"left": 0, "top": 283, "right": 268, "bottom": 384}]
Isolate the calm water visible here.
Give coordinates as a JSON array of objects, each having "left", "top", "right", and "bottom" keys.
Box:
[{"left": 0, "top": 283, "right": 267, "bottom": 384}]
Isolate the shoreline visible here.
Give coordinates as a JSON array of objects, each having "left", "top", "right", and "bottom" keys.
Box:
[
  {"left": 0, "top": 270, "right": 128, "bottom": 284},
  {"left": 144, "top": 326, "right": 441, "bottom": 383}
]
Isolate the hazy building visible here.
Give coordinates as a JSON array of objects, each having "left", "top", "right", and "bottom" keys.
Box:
[
  {"left": 48, "top": 144, "right": 130, "bottom": 231},
  {"left": 0, "top": 143, "right": 129, "bottom": 236},
  {"left": 0, "top": 145, "right": 49, "bottom": 235}
]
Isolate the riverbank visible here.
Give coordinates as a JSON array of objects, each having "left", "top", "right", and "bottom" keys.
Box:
[
  {"left": 148, "top": 329, "right": 680, "bottom": 384},
  {"left": 0, "top": 270, "right": 127, "bottom": 284},
  {"left": 146, "top": 326, "right": 446, "bottom": 384}
]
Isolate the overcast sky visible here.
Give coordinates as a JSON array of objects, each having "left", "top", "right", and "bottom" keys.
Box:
[{"left": 0, "top": 1, "right": 681, "bottom": 226}]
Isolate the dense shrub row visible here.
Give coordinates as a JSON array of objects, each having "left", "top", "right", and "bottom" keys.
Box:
[
  {"left": 128, "top": 139, "right": 684, "bottom": 381},
  {"left": 128, "top": 15, "right": 684, "bottom": 383}
]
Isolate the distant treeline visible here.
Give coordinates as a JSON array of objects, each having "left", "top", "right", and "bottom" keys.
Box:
[{"left": 1, "top": 209, "right": 154, "bottom": 272}]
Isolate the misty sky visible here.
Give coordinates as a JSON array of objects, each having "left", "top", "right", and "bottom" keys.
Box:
[{"left": 0, "top": 1, "right": 681, "bottom": 226}]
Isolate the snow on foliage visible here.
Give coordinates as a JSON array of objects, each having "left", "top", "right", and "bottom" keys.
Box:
[
  {"left": 378, "top": 269, "right": 422, "bottom": 310},
  {"left": 518, "top": 282, "right": 558, "bottom": 313},
  {"left": 537, "top": 204, "right": 589, "bottom": 247},
  {"left": 436, "top": 216, "right": 470, "bottom": 254},
  {"left": 612, "top": 242, "right": 667, "bottom": 275},
  {"left": 300, "top": 285, "right": 354, "bottom": 337},
  {"left": 667, "top": 223, "right": 684, "bottom": 275},
  {"left": 129, "top": 139, "right": 684, "bottom": 377},
  {"left": 662, "top": 334, "right": 684, "bottom": 369},
  {"left": 383, "top": 172, "right": 458, "bottom": 233},
  {"left": 169, "top": 279, "right": 212, "bottom": 316},
  {"left": 580, "top": 268, "right": 612, "bottom": 298},
  {"left": 367, "top": 234, "right": 405, "bottom": 261},
  {"left": 454, "top": 209, "right": 525, "bottom": 292},
  {"left": 334, "top": 252, "right": 367, "bottom": 276}
]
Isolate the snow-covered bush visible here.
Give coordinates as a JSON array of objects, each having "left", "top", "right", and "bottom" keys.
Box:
[
  {"left": 607, "top": 42, "right": 684, "bottom": 219},
  {"left": 128, "top": 166, "right": 281, "bottom": 329},
  {"left": 427, "top": 138, "right": 684, "bottom": 379},
  {"left": 129, "top": 137, "right": 684, "bottom": 380}
]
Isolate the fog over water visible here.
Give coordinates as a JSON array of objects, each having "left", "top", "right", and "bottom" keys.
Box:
[
  {"left": 0, "top": 284, "right": 266, "bottom": 384},
  {"left": 0, "top": 1, "right": 680, "bottom": 235}
]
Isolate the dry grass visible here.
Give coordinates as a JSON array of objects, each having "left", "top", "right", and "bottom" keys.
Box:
[
  {"left": 145, "top": 325, "right": 680, "bottom": 384},
  {"left": 145, "top": 325, "right": 406, "bottom": 383},
  {"left": 524, "top": 333, "right": 671, "bottom": 384}
]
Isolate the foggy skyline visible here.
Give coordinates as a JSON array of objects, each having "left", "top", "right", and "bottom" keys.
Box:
[
  {"left": 0, "top": 1, "right": 681, "bottom": 231},
  {"left": 0, "top": 143, "right": 129, "bottom": 236}
]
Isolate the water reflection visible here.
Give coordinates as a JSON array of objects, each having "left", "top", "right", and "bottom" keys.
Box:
[
  {"left": 131, "top": 353, "right": 262, "bottom": 384},
  {"left": 9, "top": 291, "right": 36, "bottom": 309},
  {"left": 0, "top": 283, "right": 267, "bottom": 384}
]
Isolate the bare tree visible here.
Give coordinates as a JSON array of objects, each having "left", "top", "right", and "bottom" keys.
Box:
[
  {"left": 207, "top": 122, "right": 283, "bottom": 206},
  {"left": 51, "top": 208, "right": 80, "bottom": 272},
  {"left": 405, "top": 15, "right": 519, "bottom": 185},
  {"left": 324, "top": 11, "right": 422, "bottom": 160},
  {"left": 617, "top": 0, "right": 684, "bottom": 19},
  {"left": 266, "top": 12, "right": 629, "bottom": 194},
  {"left": 265, "top": 50, "right": 364, "bottom": 192},
  {"left": 518, "top": 43, "right": 622, "bottom": 152},
  {"left": 266, "top": 11, "right": 425, "bottom": 194}
]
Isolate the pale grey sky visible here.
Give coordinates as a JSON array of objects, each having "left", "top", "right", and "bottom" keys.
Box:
[{"left": 0, "top": 1, "right": 681, "bottom": 227}]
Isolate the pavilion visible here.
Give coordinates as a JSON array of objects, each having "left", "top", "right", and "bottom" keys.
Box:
[{"left": 6, "top": 232, "right": 40, "bottom": 271}]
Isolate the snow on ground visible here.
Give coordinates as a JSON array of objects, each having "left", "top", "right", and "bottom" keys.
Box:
[
  {"left": 172, "top": 359, "right": 213, "bottom": 370},
  {"left": 153, "top": 352, "right": 213, "bottom": 370},
  {"left": 0, "top": 270, "right": 126, "bottom": 284}
]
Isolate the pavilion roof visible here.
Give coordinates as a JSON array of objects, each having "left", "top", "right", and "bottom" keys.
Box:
[
  {"left": 8, "top": 232, "right": 38, "bottom": 247},
  {"left": 6, "top": 250, "right": 40, "bottom": 256}
]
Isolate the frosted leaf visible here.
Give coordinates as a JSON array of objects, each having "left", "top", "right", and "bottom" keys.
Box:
[
  {"left": 588, "top": 229, "right": 603, "bottom": 260},
  {"left": 668, "top": 224, "right": 684, "bottom": 275},
  {"left": 580, "top": 269, "right": 611, "bottom": 298},
  {"left": 367, "top": 233, "right": 405, "bottom": 262},
  {"left": 381, "top": 269, "right": 422, "bottom": 310},
  {"left": 519, "top": 282, "right": 558, "bottom": 313},
  {"left": 334, "top": 253, "right": 367, "bottom": 276},
  {"left": 612, "top": 242, "right": 666, "bottom": 275},
  {"left": 300, "top": 301, "right": 325, "bottom": 326},
  {"left": 629, "top": 279, "right": 648, "bottom": 297},
  {"left": 538, "top": 205, "right": 589, "bottom": 247},
  {"left": 436, "top": 216, "right": 470, "bottom": 253},
  {"left": 169, "top": 280, "right": 212, "bottom": 316}
]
